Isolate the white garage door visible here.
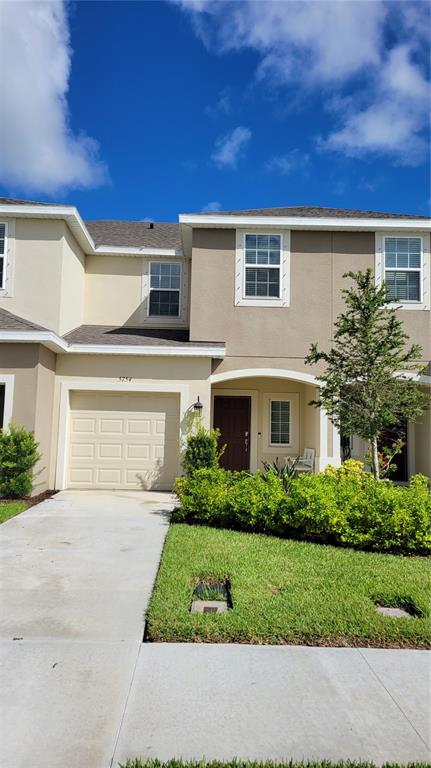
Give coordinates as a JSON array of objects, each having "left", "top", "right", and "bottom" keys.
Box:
[{"left": 68, "top": 391, "right": 180, "bottom": 490}]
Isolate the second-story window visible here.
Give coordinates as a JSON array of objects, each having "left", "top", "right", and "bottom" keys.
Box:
[
  {"left": 149, "top": 262, "right": 181, "bottom": 317},
  {"left": 384, "top": 237, "right": 422, "bottom": 303},
  {"left": 0, "top": 223, "right": 6, "bottom": 289},
  {"left": 244, "top": 234, "right": 281, "bottom": 299}
]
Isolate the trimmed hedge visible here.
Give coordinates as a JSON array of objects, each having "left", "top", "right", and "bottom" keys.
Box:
[
  {"left": 0, "top": 424, "right": 41, "bottom": 498},
  {"left": 173, "top": 463, "right": 431, "bottom": 555}
]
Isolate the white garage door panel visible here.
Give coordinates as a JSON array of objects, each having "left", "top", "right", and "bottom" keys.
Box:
[{"left": 68, "top": 392, "right": 180, "bottom": 490}]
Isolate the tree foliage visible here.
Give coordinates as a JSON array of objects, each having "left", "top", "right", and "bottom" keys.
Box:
[{"left": 305, "top": 269, "right": 429, "bottom": 479}]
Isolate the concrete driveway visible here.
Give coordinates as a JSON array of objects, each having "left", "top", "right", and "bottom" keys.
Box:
[{"left": 0, "top": 490, "right": 173, "bottom": 768}]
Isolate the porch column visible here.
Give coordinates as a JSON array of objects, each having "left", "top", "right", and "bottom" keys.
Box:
[{"left": 315, "top": 401, "right": 342, "bottom": 471}]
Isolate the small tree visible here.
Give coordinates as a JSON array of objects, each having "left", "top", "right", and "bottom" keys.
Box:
[
  {"left": 182, "top": 417, "right": 225, "bottom": 476},
  {"left": 305, "top": 269, "right": 429, "bottom": 480},
  {"left": 0, "top": 424, "right": 41, "bottom": 498}
]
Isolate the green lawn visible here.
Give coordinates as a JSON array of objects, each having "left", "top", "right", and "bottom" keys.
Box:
[
  {"left": 146, "top": 524, "right": 431, "bottom": 648},
  {"left": 119, "top": 759, "right": 429, "bottom": 768},
  {"left": 0, "top": 501, "right": 29, "bottom": 523}
]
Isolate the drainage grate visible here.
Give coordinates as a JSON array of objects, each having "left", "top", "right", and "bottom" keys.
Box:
[{"left": 190, "top": 578, "right": 232, "bottom": 613}]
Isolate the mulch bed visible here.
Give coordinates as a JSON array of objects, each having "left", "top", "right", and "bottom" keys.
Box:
[{"left": 0, "top": 489, "right": 58, "bottom": 508}]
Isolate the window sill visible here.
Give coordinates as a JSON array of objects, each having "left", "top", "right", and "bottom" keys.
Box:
[
  {"left": 388, "top": 301, "right": 428, "bottom": 311},
  {"left": 235, "top": 297, "right": 288, "bottom": 308}
]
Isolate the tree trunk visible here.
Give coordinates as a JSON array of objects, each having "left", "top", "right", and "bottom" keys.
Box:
[{"left": 370, "top": 436, "right": 380, "bottom": 481}]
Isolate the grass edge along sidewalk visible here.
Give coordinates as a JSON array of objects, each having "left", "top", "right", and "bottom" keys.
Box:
[
  {"left": 119, "top": 759, "right": 431, "bottom": 768},
  {"left": 146, "top": 524, "right": 430, "bottom": 648}
]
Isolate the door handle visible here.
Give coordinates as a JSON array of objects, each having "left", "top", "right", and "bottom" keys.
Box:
[{"left": 244, "top": 431, "right": 249, "bottom": 452}]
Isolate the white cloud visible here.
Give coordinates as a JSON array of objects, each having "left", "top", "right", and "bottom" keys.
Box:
[
  {"left": 266, "top": 149, "right": 310, "bottom": 176},
  {"left": 323, "top": 45, "right": 429, "bottom": 164},
  {"left": 201, "top": 201, "right": 222, "bottom": 212},
  {"left": 0, "top": 1, "right": 108, "bottom": 195},
  {"left": 177, "top": 0, "right": 385, "bottom": 84},
  {"left": 212, "top": 126, "right": 251, "bottom": 168},
  {"left": 176, "top": 1, "right": 430, "bottom": 166}
]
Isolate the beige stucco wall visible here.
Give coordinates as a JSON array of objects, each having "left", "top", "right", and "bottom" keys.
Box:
[
  {"left": 0, "top": 343, "right": 56, "bottom": 492},
  {"left": 0, "top": 219, "right": 64, "bottom": 331},
  {"left": 0, "top": 219, "right": 86, "bottom": 335},
  {"left": 190, "top": 228, "right": 431, "bottom": 365},
  {"left": 84, "top": 255, "right": 190, "bottom": 327},
  {"left": 58, "top": 227, "right": 85, "bottom": 335}
]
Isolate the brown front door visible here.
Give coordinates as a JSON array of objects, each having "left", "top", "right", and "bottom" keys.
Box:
[{"left": 213, "top": 396, "right": 251, "bottom": 471}]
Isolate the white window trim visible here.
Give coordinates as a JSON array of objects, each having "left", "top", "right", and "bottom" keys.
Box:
[
  {"left": 269, "top": 398, "right": 292, "bottom": 447},
  {"left": 0, "top": 219, "right": 15, "bottom": 297},
  {"left": 375, "top": 232, "right": 430, "bottom": 310},
  {"left": 147, "top": 260, "right": 182, "bottom": 319},
  {"left": 262, "top": 392, "right": 299, "bottom": 454},
  {"left": 0, "top": 373, "right": 14, "bottom": 428},
  {"left": 235, "top": 229, "right": 290, "bottom": 307}
]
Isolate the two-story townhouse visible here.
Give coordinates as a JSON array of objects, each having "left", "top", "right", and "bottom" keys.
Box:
[{"left": 0, "top": 198, "right": 429, "bottom": 492}]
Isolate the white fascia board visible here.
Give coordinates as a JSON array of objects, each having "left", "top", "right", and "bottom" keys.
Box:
[
  {"left": 0, "top": 330, "right": 68, "bottom": 352},
  {"left": 179, "top": 213, "right": 431, "bottom": 231},
  {"left": 0, "top": 204, "right": 182, "bottom": 257},
  {"left": 67, "top": 343, "right": 225, "bottom": 357},
  {"left": 94, "top": 245, "right": 178, "bottom": 257},
  {"left": 0, "top": 330, "right": 224, "bottom": 358},
  {"left": 0, "top": 204, "right": 96, "bottom": 253}
]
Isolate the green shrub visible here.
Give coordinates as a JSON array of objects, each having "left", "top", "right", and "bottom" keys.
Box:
[
  {"left": 182, "top": 423, "right": 224, "bottom": 476},
  {"left": 174, "top": 466, "right": 431, "bottom": 555},
  {"left": 0, "top": 424, "right": 41, "bottom": 498},
  {"left": 174, "top": 468, "right": 285, "bottom": 532},
  {"left": 262, "top": 456, "right": 299, "bottom": 492}
]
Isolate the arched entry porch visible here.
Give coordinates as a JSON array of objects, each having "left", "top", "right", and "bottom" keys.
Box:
[{"left": 210, "top": 368, "right": 341, "bottom": 473}]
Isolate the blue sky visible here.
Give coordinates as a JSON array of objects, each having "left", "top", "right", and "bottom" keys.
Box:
[{"left": 0, "top": 1, "right": 430, "bottom": 221}]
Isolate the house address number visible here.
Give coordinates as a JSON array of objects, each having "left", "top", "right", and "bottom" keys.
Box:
[{"left": 119, "top": 376, "right": 133, "bottom": 382}]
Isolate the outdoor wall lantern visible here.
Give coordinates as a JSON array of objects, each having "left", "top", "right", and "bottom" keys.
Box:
[{"left": 193, "top": 396, "right": 203, "bottom": 415}]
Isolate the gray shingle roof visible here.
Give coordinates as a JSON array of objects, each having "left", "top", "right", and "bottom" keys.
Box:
[
  {"left": 0, "top": 307, "right": 48, "bottom": 331},
  {"left": 64, "top": 325, "right": 224, "bottom": 348},
  {"left": 0, "top": 197, "right": 60, "bottom": 206},
  {"left": 86, "top": 220, "right": 181, "bottom": 250},
  {"left": 209, "top": 206, "right": 428, "bottom": 219}
]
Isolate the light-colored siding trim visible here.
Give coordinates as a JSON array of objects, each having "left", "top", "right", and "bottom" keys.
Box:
[
  {"left": 0, "top": 219, "right": 15, "bottom": 297},
  {"left": 0, "top": 373, "right": 14, "bottom": 427}
]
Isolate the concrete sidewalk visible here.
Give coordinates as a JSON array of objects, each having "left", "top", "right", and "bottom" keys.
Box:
[{"left": 113, "top": 643, "right": 431, "bottom": 766}]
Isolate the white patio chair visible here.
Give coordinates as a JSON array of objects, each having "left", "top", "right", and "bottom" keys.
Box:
[{"left": 295, "top": 448, "right": 315, "bottom": 473}]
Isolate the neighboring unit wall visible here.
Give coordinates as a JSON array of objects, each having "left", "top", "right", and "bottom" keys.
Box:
[
  {"left": 84, "top": 255, "right": 189, "bottom": 327},
  {"left": 0, "top": 219, "right": 85, "bottom": 335},
  {"left": 0, "top": 219, "right": 64, "bottom": 331},
  {"left": 0, "top": 343, "right": 56, "bottom": 493}
]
